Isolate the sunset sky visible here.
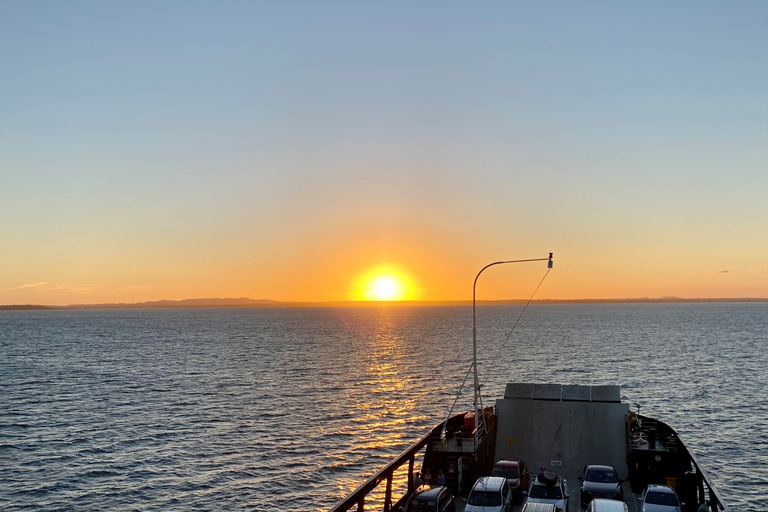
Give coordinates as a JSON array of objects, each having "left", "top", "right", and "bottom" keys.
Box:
[{"left": 2, "top": 2, "right": 767, "bottom": 305}]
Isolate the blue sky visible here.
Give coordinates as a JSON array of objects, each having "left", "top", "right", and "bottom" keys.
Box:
[{"left": 2, "top": 2, "right": 766, "bottom": 303}]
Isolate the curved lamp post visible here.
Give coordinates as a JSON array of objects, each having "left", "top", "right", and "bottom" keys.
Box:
[{"left": 472, "top": 253, "right": 553, "bottom": 433}]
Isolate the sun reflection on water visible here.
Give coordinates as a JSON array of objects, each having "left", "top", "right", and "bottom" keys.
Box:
[{"left": 331, "top": 307, "right": 434, "bottom": 508}]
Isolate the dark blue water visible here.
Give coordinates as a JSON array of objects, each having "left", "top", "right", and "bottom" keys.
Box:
[{"left": 1, "top": 304, "right": 765, "bottom": 511}]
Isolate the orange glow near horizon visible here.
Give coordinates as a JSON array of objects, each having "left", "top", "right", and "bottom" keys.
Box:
[{"left": 354, "top": 266, "right": 417, "bottom": 301}]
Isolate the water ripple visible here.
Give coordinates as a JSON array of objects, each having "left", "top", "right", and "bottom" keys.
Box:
[{"left": 0, "top": 304, "right": 765, "bottom": 511}]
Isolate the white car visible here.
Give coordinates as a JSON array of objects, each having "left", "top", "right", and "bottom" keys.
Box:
[
  {"left": 526, "top": 473, "right": 569, "bottom": 512},
  {"left": 465, "top": 476, "right": 513, "bottom": 512},
  {"left": 641, "top": 485, "right": 682, "bottom": 512},
  {"left": 587, "top": 498, "right": 628, "bottom": 512}
]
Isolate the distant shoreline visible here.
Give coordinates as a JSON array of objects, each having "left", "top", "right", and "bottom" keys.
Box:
[{"left": 2, "top": 297, "right": 767, "bottom": 311}]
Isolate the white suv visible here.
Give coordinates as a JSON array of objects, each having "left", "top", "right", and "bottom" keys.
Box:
[{"left": 465, "top": 476, "right": 513, "bottom": 512}]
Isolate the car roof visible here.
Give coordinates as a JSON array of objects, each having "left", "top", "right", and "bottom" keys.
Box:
[
  {"left": 521, "top": 502, "right": 557, "bottom": 512},
  {"left": 412, "top": 485, "right": 447, "bottom": 499},
  {"left": 644, "top": 484, "right": 676, "bottom": 494},
  {"left": 472, "top": 476, "right": 507, "bottom": 491},
  {"left": 494, "top": 459, "right": 522, "bottom": 467},
  {"left": 590, "top": 498, "right": 628, "bottom": 511},
  {"left": 533, "top": 475, "right": 562, "bottom": 485}
]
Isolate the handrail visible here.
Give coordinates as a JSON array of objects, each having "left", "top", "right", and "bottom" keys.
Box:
[
  {"left": 679, "top": 433, "right": 730, "bottom": 512},
  {"left": 329, "top": 414, "right": 466, "bottom": 512}
]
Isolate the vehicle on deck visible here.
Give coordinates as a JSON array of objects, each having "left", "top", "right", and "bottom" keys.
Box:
[
  {"left": 641, "top": 484, "right": 683, "bottom": 512},
  {"left": 464, "top": 476, "right": 513, "bottom": 512},
  {"left": 579, "top": 464, "right": 623, "bottom": 506},
  {"left": 586, "top": 498, "right": 629, "bottom": 512},
  {"left": 526, "top": 472, "right": 570, "bottom": 512},
  {"left": 402, "top": 485, "right": 455, "bottom": 512},
  {"left": 490, "top": 458, "right": 530, "bottom": 503}
]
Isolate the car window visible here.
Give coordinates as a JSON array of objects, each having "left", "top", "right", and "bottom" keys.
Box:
[
  {"left": 468, "top": 490, "right": 502, "bottom": 507},
  {"left": 438, "top": 492, "right": 449, "bottom": 510},
  {"left": 406, "top": 498, "right": 437, "bottom": 512},
  {"left": 502, "top": 484, "right": 509, "bottom": 500},
  {"left": 491, "top": 466, "right": 519, "bottom": 478},
  {"left": 645, "top": 492, "right": 679, "bottom": 506},
  {"left": 585, "top": 468, "right": 618, "bottom": 483},
  {"left": 529, "top": 484, "right": 562, "bottom": 499}
]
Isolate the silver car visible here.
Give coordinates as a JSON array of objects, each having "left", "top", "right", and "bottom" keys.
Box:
[
  {"left": 641, "top": 485, "right": 682, "bottom": 512},
  {"left": 465, "top": 476, "right": 513, "bottom": 512}
]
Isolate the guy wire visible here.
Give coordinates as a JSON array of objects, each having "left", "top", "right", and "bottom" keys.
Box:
[{"left": 480, "top": 267, "right": 551, "bottom": 389}]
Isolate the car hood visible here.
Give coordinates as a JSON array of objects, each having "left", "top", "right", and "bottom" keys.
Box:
[
  {"left": 464, "top": 505, "right": 504, "bottom": 512},
  {"left": 642, "top": 504, "right": 682, "bottom": 512},
  {"left": 583, "top": 481, "right": 621, "bottom": 495}
]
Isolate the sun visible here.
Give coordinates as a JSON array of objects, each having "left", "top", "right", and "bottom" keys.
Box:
[
  {"left": 369, "top": 276, "right": 402, "bottom": 301},
  {"left": 354, "top": 266, "right": 415, "bottom": 301}
]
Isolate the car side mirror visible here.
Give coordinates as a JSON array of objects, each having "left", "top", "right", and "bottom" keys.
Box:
[
  {"left": 462, "top": 498, "right": 467, "bottom": 503},
  {"left": 522, "top": 491, "right": 528, "bottom": 497},
  {"left": 577, "top": 476, "right": 583, "bottom": 481}
]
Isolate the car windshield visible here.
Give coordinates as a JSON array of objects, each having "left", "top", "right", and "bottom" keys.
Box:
[
  {"left": 468, "top": 490, "right": 502, "bottom": 506},
  {"left": 585, "top": 468, "right": 618, "bottom": 483},
  {"left": 406, "top": 499, "right": 436, "bottom": 512},
  {"left": 491, "top": 466, "right": 519, "bottom": 478},
  {"left": 645, "top": 491, "right": 679, "bottom": 506},
  {"left": 529, "top": 484, "right": 562, "bottom": 499}
]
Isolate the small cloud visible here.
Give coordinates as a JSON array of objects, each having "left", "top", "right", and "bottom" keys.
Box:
[
  {"left": 48, "top": 283, "right": 103, "bottom": 293},
  {"left": 8, "top": 282, "right": 49, "bottom": 291},
  {"left": 715, "top": 270, "right": 731, "bottom": 274}
]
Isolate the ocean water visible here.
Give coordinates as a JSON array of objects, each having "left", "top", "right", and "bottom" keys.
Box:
[{"left": 1, "top": 303, "right": 766, "bottom": 511}]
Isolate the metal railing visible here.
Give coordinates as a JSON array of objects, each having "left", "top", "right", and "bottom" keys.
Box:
[
  {"left": 329, "top": 414, "right": 466, "bottom": 512},
  {"left": 681, "top": 433, "right": 730, "bottom": 512}
]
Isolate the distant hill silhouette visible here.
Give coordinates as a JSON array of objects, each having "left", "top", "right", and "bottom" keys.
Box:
[
  {"left": 64, "top": 297, "right": 281, "bottom": 309},
  {"left": 2, "top": 296, "right": 766, "bottom": 311}
]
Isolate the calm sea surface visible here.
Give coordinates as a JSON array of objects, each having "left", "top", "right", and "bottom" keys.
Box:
[{"left": 1, "top": 304, "right": 766, "bottom": 511}]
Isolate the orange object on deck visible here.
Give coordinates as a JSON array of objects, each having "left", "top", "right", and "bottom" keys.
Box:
[{"left": 464, "top": 412, "right": 475, "bottom": 431}]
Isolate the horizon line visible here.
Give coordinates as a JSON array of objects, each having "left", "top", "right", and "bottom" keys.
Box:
[{"left": 2, "top": 296, "right": 768, "bottom": 310}]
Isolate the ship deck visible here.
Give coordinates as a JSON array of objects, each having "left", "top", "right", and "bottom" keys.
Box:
[
  {"left": 447, "top": 383, "right": 689, "bottom": 512},
  {"left": 462, "top": 383, "right": 636, "bottom": 511},
  {"left": 332, "top": 383, "right": 727, "bottom": 512}
]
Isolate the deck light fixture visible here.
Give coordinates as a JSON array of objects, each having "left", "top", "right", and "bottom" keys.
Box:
[{"left": 471, "top": 254, "right": 553, "bottom": 434}]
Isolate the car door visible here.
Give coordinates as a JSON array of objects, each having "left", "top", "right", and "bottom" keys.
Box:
[
  {"left": 519, "top": 461, "right": 529, "bottom": 491},
  {"left": 501, "top": 479, "right": 512, "bottom": 512},
  {"left": 438, "top": 490, "right": 452, "bottom": 512}
]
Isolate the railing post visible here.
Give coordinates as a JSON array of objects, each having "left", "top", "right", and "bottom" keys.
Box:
[
  {"left": 408, "top": 456, "right": 415, "bottom": 493},
  {"left": 384, "top": 472, "right": 393, "bottom": 511},
  {"left": 357, "top": 497, "right": 364, "bottom": 512}
]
